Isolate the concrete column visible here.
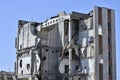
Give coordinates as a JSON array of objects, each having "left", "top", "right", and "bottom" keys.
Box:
[
  {"left": 93, "top": 6, "right": 99, "bottom": 80},
  {"left": 102, "top": 8, "right": 109, "bottom": 80},
  {"left": 111, "top": 10, "right": 116, "bottom": 80},
  {"left": 68, "top": 18, "right": 72, "bottom": 76},
  {"left": 16, "top": 53, "right": 18, "bottom": 77}
]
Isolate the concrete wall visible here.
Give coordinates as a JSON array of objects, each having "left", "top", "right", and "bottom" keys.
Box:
[
  {"left": 59, "top": 59, "right": 79, "bottom": 74},
  {"left": 17, "top": 52, "right": 31, "bottom": 76},
  {"left": 93, "top": 6, "right": 116, "bottom": 80},
  {"left": 18, "top": 22, "right": 38, "bottom": 50}
]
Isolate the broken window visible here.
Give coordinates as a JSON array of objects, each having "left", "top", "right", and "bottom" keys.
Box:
[
  {"left": 64, "top": 51, "right": 69, "bottom": 57},
  {"left": 98, "top": 35, "right": 103, "bottom": 54},
  {"left": 45, "top": 48, "right": 48, "bottom": 52},
  {"left": 56, "top": 50, "right": 58, "bottom": 53},
  {"left": 72, "top": 49, "right": 75, "bottom": 54},
  {"left": 108, "top": 22, "right": 111, "bottom": 30},
  {"left": 64, "top": 20, "right": 69, "bottom": 36},
  {"left": 99, "top": 63, "right": 103, "bottom": 80},
  {"left": 88, "top": 36, "right": 94, "bottom": 43},
  {"left": 108, "top": 52, "right": 112, "bottom": 60},
  {"left": 109, "top": 66, "right": 112, "bottom": 76},
  {"left": 65, "top": 65, "right": 69, "bottom": 73},
  {"left": 45, "top": 70, "right": 48, "bottom": 74},
  {"left": 108, "top": 36, "right": 111, "bottom": 45},
  {"left": 20, "top": 59, "right": 22, "bottom": 68},
  {"left": 20, "top": 45, "right": 22, "bottom": 49},
  {"left": 98, "top": 7, "right": 102, "bottom": 25},
  {"left": 41, "top": 56, "right": 46, "bottom": 61},
  {"left": 76, "top": 66, "right": 79, "bottom": 71},
  {"left": 52, "top": 50, "right": 54, "bottom": 53},
  {"left": 21, "top": 70, "right": 23, "bottom": 75},
  {"left": 74, "top": 19, "right": 79, "bottom": 34},
  {"left": 27, "top": 64, "right": 30, "bottom": 70}
]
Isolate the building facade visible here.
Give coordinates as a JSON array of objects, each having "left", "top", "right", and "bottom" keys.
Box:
[
  {"left": 15, "top": 6, "right": 116, "bottom": 80},
  {"left": 0, "top": 71, "right": 16, "bottom": 80}
]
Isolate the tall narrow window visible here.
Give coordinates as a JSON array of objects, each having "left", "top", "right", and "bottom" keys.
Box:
[
  {"left": 21, "top": 70, "right": 23, "bottom": 75},
  {"left": 108, "top": 22, "right": 111, "bottom": 30},
  {"left": 98, "top": 35, "right": 103, "bottom": 54},
  {"left": 65, "top": 65, "right": 69, "bottom": 73},
  {"left": 108, "top": 37, "right": 111, "bottom": 45},
  {"left": 99, "top": 63, "right": 103, "bottom": 80},
  {"left": 98, "top": 7, "right": 102, "bottom": 25},
  {"left": 27, "top": 64, "right": 30, "bottom": 70},
  {"left": 108, "top": 52, "right": 112, "bottom": 60},
  {"left": 109, "top": 66, "right": 112, "bottom": 76},
  {"left": 20, "top": 59, "right": 22, "bottom": 68},
  {"left": 64, "top": 20, "right": 69, "bottom": 36}
]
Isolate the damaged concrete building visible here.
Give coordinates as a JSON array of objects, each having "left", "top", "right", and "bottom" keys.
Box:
[
  {"left": 15, "top": 6, "right": 116, "bottom": 80},
  {"left": 0, "top": 71, "right": 16, "bottom": 80}
]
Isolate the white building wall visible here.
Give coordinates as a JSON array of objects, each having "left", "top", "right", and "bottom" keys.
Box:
[
  {"left": 18, "top": 53, "right": 31, "bottom": 76},
  {"left": 59, "top": 59, "right": 79, "bottom": 74},
  {"left": 18, "top": 22, "right": 38, "bottom": 50}
]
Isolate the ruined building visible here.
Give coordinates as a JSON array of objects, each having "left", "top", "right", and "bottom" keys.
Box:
[
  {"left": 0, "top": 71, "right": 16, "bottom": 80},
  {"left": 15, "top": 6, "right": 116, "bottom": 80}
]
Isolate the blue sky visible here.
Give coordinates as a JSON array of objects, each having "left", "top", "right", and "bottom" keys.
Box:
[{"left": 0, "top": 0, "right": 119, "bottom": 80}]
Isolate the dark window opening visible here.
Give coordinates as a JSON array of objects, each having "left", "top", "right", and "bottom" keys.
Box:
[
  {"left": 84, "top": 66, "right": 87, "bottom": 69},
  {"left": 50, "top": 21, "right": 52, "bottom": 24},
  {"left": 108, "top": 37, "right": 111, "bottom": 45},
  {"left": 27, "top": 64, "right": 30, "bottom": 70},
  {"left": 45, "top": 48, "right": 48, "bottom": 52},
  {"left": 52, "top": 50, "right": 54, "bottom": 53},
  {"left": 108, "top": 22, "right": 111, "bottom": 30},
  {"left": 99, "top": 63, "right": 103, "bottom": 80},
  {"left": 65, "top": 65, "right": 69, "bottom": 73},
  {"left": 56, "top": 50, "right": 58, "bottom": 53},
  {"left": 72, "top": 19, "right": 79, "bottom": 40},
  {"left": 56, "top": 19, "right": 58, "bottom": 22},
  {"left": 21, "top": 70, "right": 23, "bottom": 75},
  {"left": 80, "top": 18, "right": 83, "bottom": 20},
  {"left": 33, "top": 29, "right": 37, "bottom": 35},
  {"left": 64, "top": 51, "right": 69, "bottom": 57},
  {"left": 41, "top": 56, "right": 46, "bottom": 61},
  {"left": 99, "top": 35, "right": 103, "bottom": 54},
  {"left": 76, "top": 66, "right": 79, "bottom": 71},
  {"left": 108, "top": 52, "right": 112, "bottom": 60},
  {"left": 45, "top": 70, "right": 48, "bottom": 73},
  {"left": 53, "top": 20, "right": 55, "bottom": 23},
  {"left": 20, "top": 59, "right": 22, "bottom": 68},
  {"left": 20, "top": 45, "right": 22, "bottom": 49},
  {"left": 78, "top": 77, "right": 82, "bottom": 80},
  {"left": 88, "top": 36, "right": 94, "bottom": 43},
  {"left": 98, "top": 7, "right": 102, "bottom": 25},
  {"left": 109, "top": 66, "right": 112, "bottom": 76},
  {"left": 72, "top": 49, "right": 75, "bottom": 54},
  {"left": 74, "top": 20, "right": 79, "bottom": 33},
  {"left": 64, "top": 21, "right": 69, "bottom": 36}
]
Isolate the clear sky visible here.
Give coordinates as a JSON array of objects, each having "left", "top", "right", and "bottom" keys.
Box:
[{"left": 0, "top": 0, "right": 119, "bottom": 80}]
